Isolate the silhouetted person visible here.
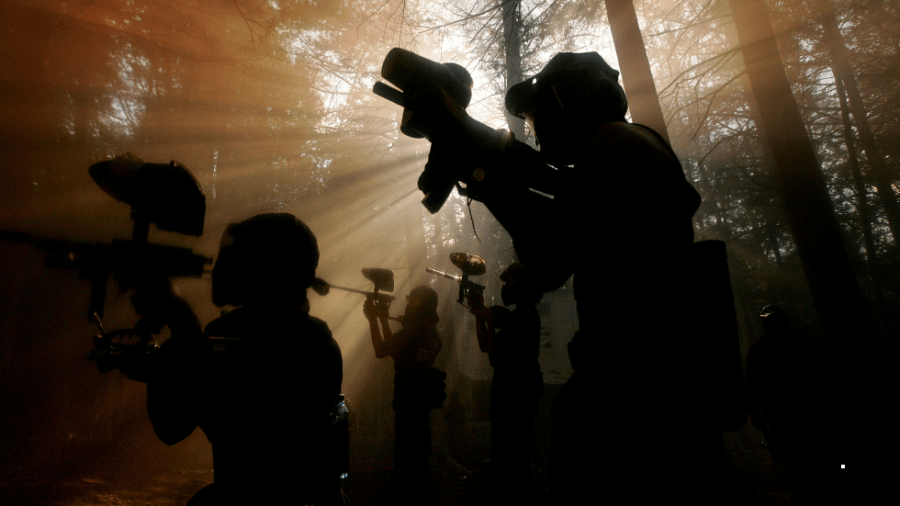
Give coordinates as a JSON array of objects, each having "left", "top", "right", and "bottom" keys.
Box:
[
  {"left": 469, "top": 263, "right": 544, "bottom": 504},
  {"left": 426, "top": 52, "right": 704, "bottom": 503},
  {"left": 132, "top": 213, "right": 349, "bottom": 505},
  {"left": 747, "top": 304, "right": 828, "bottom": 505},
  {"left": 364, "top": 285, "right": 445, "bottom": 506}
]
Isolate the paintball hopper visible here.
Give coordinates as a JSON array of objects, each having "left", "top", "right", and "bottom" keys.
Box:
[
  {"left": 89, "top": 152, "right": 206, "bottom": 240},
  {"left": 452, "top": 253, "right": 485, "bottom": 305},
  {"left": 363, "top": 267, "right": 395, "bottom": 293},
  {"left": 450, "top": 252, "right": 486, "bottom": 277},
  {"left": 426, "top": 252, "right": 485, "bottom": 305}
]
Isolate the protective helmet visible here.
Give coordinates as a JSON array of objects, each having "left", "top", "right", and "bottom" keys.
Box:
[
  {"left": 212, "top": 213, "right": 320, "bottom": 307},
  {"left": 404, "top": 285, "right": 440, "bottom": 325},
  {"left": 500, "top": 262, "right": 543, "bottom": 305},
  {"left": 505, "top": 52, "right": 628, "bottom": 123},
  {"left": 500, "top": 262, "right": 528, "bottom": 283},
  {"left": 759, "top": 304, "right": 788, "bottom": 333},
  {"left": 443, "top": 63, "right": 474, "bottom": 98}
]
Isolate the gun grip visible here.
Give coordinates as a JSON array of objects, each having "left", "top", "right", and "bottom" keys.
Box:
[
  {"left": 458, "top": 273, "right": 468, "bottom": 304},
  {"left": 418, "top": 160, "right": 457, "bottom": 214}
]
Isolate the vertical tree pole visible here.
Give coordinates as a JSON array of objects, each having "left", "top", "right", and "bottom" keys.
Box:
[
  {"left": 728, "top": 0, "right": 893, "bottom": 481},
  {"left": 604, "top": 0, "right": 670, "bottom": 143},
  {"left": 501, "top": 0, "right": 527, "bottom": 140},
  {"left": 817, "top": 2, "right": 900, "bottom": 245}
]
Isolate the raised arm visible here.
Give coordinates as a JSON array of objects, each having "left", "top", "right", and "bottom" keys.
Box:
[
  {"left": 364, "top": 295, "right": 394, "bottom": 359},
  {"left": 467, "top": 289, "right": 495, "bottom": 353},
  {"left": 131, "top": 277, "right": 207, "bottom": 445}
]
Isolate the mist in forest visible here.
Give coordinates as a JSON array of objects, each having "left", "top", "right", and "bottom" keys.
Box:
[{"left": 1, "top": 0, "right": 898, "bottom": 504}]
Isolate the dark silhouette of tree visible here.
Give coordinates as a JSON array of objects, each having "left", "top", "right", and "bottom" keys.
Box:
[
  {"left": 605, "top": 0, "right": 670, "bottom": 141},
  {"left": 728, "top": 0, "right": 896, "bottom": 499}
]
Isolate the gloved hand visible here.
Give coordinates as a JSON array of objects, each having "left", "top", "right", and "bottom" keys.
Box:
[
  {"left": 363, "top": 294, "right": 390, "bottom": 320},
  {"left": 130, "top": 276, "right": 201, "bottom": 340}
]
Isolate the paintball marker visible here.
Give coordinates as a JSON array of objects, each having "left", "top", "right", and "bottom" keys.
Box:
[
  {"left": 373, "top": 48, "right": 508, "bottom": 214},
  {"left": 426, "top": 252, "right": 486, "bottom": 306},
  {"left": 327, "top": 267, "right": 396, "bottom": 303},
  {"left": 0, "top": 153, "right": 212, "bottom": 378},
  {"left": 328, "top": 268, "right": 404, "bottom": 322}
]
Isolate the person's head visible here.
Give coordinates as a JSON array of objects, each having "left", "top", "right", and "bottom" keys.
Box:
[
  {"left": 402, "top": 285, "right": 439, "bottom": 326},
  {"left": 759, "top": 304, "right": 788, "bottom": 334},
  {"left": 499, "top": 262, "right": 542, "bottom": 306},
  {"left": 211, "top": 213, "right": 322, "bottom": 308},
  {"left": 505, "top": 52, "right": 627, "bottom": 166}
]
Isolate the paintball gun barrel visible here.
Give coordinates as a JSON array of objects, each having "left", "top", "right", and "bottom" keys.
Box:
[
  {"left": 328, "top": 267, "right": 396, "bottom": 304},
  {"left": 426, "top": 267, "right": 485, "bottom": 294},
  {"left": 0, "top": 231, "right": 212, "bottom": 322},
  {"left": 328, "top": 268, "right": 404, "bottom": 322}
]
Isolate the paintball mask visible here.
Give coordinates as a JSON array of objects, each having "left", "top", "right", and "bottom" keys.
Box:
[{"left": 505, "top": 52, "right": 628, "bottom": 124}]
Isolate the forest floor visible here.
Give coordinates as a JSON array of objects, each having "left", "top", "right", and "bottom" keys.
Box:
[
  {"left": 0, "top": 438, "right": 797, "bottom": 506},
  {"left": 0, "top": 394, "right": 802, "bottom": 506}
]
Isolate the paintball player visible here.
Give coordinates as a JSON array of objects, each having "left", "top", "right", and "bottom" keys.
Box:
[
  {"left": 133, "top": 213, "right": 349, "bottom": 505},
  {"left": 422, "top": 52, "right": 705, "bottom": 502},
  {"left": 747, "top": 304, "right": 829, "bottom": 505},
  {"left": 363, "top": 285, "right": 445, "bottom": 506},
  {"left": 468, "top": 263, "right": 544, "bottom": 503}
]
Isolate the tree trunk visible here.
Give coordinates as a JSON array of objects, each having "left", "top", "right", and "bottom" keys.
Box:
[
  {"left": 834, "top": 64, "right": 885, "bottom": 315},
  {"left": 501, "top": 0, "right": 527, "bottom": 140},
  {"left": 728, "top": 0, "right": 894, "bottom": 490},
  {"left": 604, "top": 0, "right": 670, "bottom": 142},
  {"left": 818, "top": 2, "right": 900, "bottom": 245}
]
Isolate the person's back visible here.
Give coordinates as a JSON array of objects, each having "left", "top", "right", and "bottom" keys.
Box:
[
  {"left": 417, "top": 50, "right": 707, "bottom": 503},
  {"left": 479, "top": 263, "right": 544, "bottom": 503},
  {"left": 499, "top": 52, "right": 702, "bottom": 503},
  {"left": 198, "top": 306, "right": 344, "bottom": 503},
  {"left": 364, "top": 284, "right": 444, "bottom": 505},
  {"left": 389, "top": 320, "right": 442, "bottom": 411},
  {"left": 747, "top": 305, "right": 828, "bottom": 505},
  {"left": 144, "top": 213, "right": 348, "bottom": 506},
  {"left": 488, "top": 303, "right": 541, "bottom": 378}
]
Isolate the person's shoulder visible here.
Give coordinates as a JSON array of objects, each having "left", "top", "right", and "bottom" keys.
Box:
[
  {"left": 204, "top": 309, "right": 243, "bottom": 337},
  {"left": 591, "top": 121, "right": 663, "bottom": 143},
  {"left": 578, "top": 121, "right": 677, "bottom": 168},
  {"left": 298, "top": 314, "right": 340, "bottom": 348},
  {"left": 305, "top": 313, "right": 332, "bottom": 335}
]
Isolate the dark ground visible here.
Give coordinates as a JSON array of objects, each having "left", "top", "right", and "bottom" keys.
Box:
[
  {"left": 0, "top": 374, "right": 809, "bottom": 506},
  {"left": 0, "top": 443, "right": 796, "bottom": 506},
  {"left": 0, "top": 405, "right": 804, "bottom": 506}
]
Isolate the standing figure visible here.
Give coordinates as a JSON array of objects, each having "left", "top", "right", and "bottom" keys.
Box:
[
  {"left": 135, "top": 213, "right": 349, "bottom": 505},
  {"left": 424, "top": 51, "right": 705, "bottom": 503},
  {"left": 747, "top": 304, "right": 828, "bottom": 505},
  {"left": 469, "top": 263, "right": 544, "bottom": 503},
  {"left": 364, "top": 285, "right": 445, "bottom": 506}
]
